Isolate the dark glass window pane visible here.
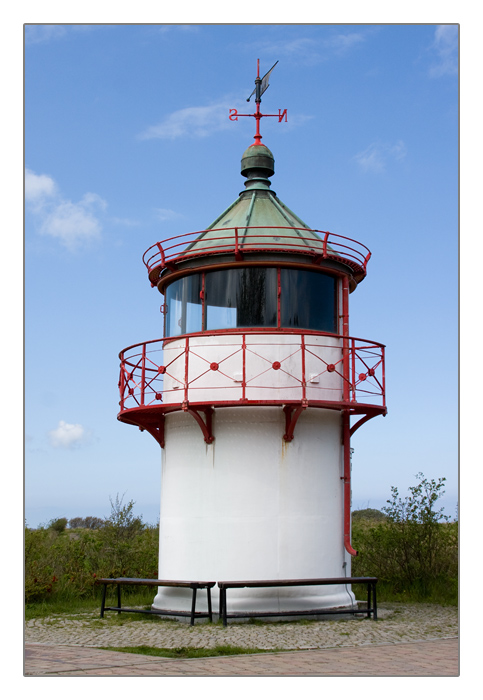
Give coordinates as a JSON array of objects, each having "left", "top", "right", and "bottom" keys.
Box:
[
  {"left": 205, "top": 268, "right": 277, "bottom": 330},
  {"left": 281, "top": 269, "right": 336, "bottom": 332},
  {"left": 165, "top": 274, "right": 202, "bottom": 336}
]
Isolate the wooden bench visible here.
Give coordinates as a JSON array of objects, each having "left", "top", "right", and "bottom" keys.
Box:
[
  {"left": 96, "top": 578, "right": 216, "bottom": 626},
  {"left": 217, "top": 577, "right": 378, "bottom": 626}
]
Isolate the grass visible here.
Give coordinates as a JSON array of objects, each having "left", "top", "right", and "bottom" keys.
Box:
[
  {"left": 24, "top": 591, "right": 157, "bottom": 621},
  {"left": 99, "top": 644, "right": 285, "bottom": 659}
]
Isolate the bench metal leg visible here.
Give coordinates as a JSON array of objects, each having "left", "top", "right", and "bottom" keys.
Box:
[
  {"left": 221, "top": 589, "right": 227, "bottom": 627},
  {"left": 366, "top": 582, "right": 371, "bottom": 619},
  {"left": 372, "top": 583, "right": 377, "bottom": 621},
  {"left": 117, "top": 584, "right": 122, "bottom": 614},
  {"left": 207, "top": 588, "right": 213, "bottom": 622},
  {"left": 100, "top": 584, "right": 107, "bottom": 618},
  {"left": 190, "top": 587, "right": 197, "bottom": 626}
]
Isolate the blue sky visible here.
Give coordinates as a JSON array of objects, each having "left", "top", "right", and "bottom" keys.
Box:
[{"left": 24, "top": 23, "right": 459, "bottom": 527}]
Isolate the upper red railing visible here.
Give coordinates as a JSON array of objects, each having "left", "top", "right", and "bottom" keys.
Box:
[{"left": 143, "top": 226, "right": 371, "bottom": 282}]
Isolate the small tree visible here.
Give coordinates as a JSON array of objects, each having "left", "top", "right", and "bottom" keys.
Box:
[
  {"left": 352, "top": 473, "right": 457, "bottom": 600},
  {"left": 382, "top": 474, "right": 453, "bottom": 590},
  {"left": 98, "top": 494, "right": 145, "bottom": 576}
]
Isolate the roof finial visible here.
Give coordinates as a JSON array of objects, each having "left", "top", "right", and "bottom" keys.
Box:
[{"left": 229, "top": 59, "right": 287, "bottom": 146}]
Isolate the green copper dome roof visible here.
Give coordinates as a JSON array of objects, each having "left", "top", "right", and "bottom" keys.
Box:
[{"left": 182, "top": 143, "right": 326, "bottom": 256}]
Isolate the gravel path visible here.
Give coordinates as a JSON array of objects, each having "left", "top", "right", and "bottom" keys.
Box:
[{"left": 25, "top": 603, "right": 458, "bottom": 650}]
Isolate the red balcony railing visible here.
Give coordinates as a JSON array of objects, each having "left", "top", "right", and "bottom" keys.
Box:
[
  {"left": 143, "top": 226, "right": 371, "bottom": 283},
  {"left": 118, "top": 330, "right": 385, "bottom": 416}
]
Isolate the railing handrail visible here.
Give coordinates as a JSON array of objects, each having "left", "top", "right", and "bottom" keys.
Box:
[
  {"left": 119, "top": 329, "right": 386, "bottom": 359},
  {"left": 142, "top": 226, "right": 371, "bottom": 277}
]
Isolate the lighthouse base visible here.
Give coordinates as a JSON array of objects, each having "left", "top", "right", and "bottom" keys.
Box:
[
  {"left": 152, "top": 584, "right": 356, "bottom": 622},
  {"left": 153, "top": 405, "right": 356, "bottom": 619}
]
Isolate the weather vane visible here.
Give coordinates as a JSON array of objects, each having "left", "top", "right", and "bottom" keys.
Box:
[{"left": 229, "top": 59, "right": 287, "bottom": 145}]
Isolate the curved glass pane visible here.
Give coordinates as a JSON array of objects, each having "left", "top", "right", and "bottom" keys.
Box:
[
  {"left": 165, "top": 274, "right": 202, "bottom": 336},
  {"left": 281, "top": 269, "right": 336, "bottom": 332},
  {"left": 205, "top": 268, "right": 277, "bottom": 330}
]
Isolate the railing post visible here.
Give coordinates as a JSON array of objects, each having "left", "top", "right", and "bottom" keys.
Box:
[
  {"left": 242, "top": 334, "right": 246, "bottom": 401},
  {"left": 363, "top": 251, "right": 372, "bottom": 273},
  {"left": 184, "top": 337, "right": 189, "bottom": 404},
  {"left": 119, "top": 355, "right": 125, "bottom": 410},
  {"left": 323, "top": 231, "right": 330, "bottom": 258},
  {"left": 351, "top": 338, "right": 356, "bottom": 402},
  {"left": 342, "top": 277, "right": 350, "bottom": 403},
  {"left": 141, "top": 343, "right": 146, "bottom": 406},
  {"left": 301, "top": 334, "right": 307, "bottom": 401},
  {"left": 157, "top": 242, "right": 166, "bottom": 269},
  {"left": 382, "top": 345, "right": 386, "bottom": 409}
]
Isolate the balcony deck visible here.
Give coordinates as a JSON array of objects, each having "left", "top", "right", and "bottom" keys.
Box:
[{"left": 117, "top": 330, "right": 386, "bottom": 446}]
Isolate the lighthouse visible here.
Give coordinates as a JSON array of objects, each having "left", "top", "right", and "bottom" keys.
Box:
[{"left": 118, "top": 62, "right": 386, "bottom": 617}]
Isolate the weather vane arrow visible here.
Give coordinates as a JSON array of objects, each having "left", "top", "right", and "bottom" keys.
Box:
[{"left": 229, "top": 59, "right": 287, "bottom": 146}]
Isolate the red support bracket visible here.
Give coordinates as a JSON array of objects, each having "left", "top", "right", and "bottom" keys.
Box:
[
  {"left": 350, "top": 411, "right": 377, "bottom": 437},
  {"left": 139, "top": 415, "right": 165, "bottom": 449},
  {"left": 183, "top": 404, "right": 215, "bottom": 444},
  {"left": 283, "top": 401, "right": 307, "bottom": 442}
]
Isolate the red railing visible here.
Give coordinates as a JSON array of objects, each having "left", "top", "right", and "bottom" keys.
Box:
[
  {"left": 118, "top": 330, "right": 385, "bottom": 415},
  {"left": 143, "top": 226, "right": 371, "bottom": 280}
]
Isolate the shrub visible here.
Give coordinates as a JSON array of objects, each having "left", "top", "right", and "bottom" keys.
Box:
[
  {"left": 352, "top": 473, "right": 458, "bottom": 603},
  {"left": 47, "top": 517, "right": 68, "bottom": 533},
  {"left": 352, "top": 508, "right": 387, "bottom": 522},
  {"left": 25, "top": 497, "right": 159, "bottom": 604},
  {"left": 68, "top": 516, "right": 105, "bottom": 529}
]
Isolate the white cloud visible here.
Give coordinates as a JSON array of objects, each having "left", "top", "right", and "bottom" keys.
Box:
[
  {"left": 138, "top": 99, "right": 239, "bottom": 140},
  {"left": 25, "top": 24, "right": 94, "bottom": 45},
  {"left": 25, "top": 168, "right": 57, "bottom": 205},
  {"left": 154, "top": 208, "right": 184, "bottom": 221},
  {"left": 25, "top": 168, "right": 106, "bottom": 250},
  {"left": 255, "top": 31, "right": 367, "bottom": 66},
  {"left": 354, "top": 140, "right": 407, "bottom": 173},
  {"left": 429, "top": 25, "right": 458, "bottom": 78},
  {"left": 49, "top": 420, "right": 87, "bottom": 449}
]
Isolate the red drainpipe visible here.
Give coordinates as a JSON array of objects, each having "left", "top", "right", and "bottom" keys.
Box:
[{"left": 342, "top": 277, "right": 358, "bottom": 556}]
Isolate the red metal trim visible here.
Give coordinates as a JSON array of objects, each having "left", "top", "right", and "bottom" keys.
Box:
[
  {"left": 342, "top": 277, "right": 350, "bottom": 404},
  {"left": 283, "top": 402, "right": 307, "bottom": 442},
  {"left": 182, "top": 405, "right": 214, "bottom": 444},
  {"left": 117, "top": 328, "right": 386, "bottom": 447},
  {"left": 144, "top": 226, "right": 371, "bottom": 286},
  {"left": 342, "top": 410, "right": 358, "bottom": 557},
  {"left": 277, "top": 267, "right": 281, "bottom": 329},
  {"left": 301, "top": 334, "right": 307, "bottom": 401},
  {"left": 350, "top": 411, "right": 381, "bottom": 436},
  {"left": 156, "top": 260, "right": 354, "bottom": 296}
]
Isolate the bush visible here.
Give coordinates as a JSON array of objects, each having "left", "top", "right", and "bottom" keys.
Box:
[
  {"left": 352, "top": 508, "right": 387, "bottom": 522},
  {"left": 47, "top": 517, "right": 68, "bottom": 533},
  {"left": 25, "top": 496, "right": 159, "bottom": 604},
  {"left": 352, "top": 473, "right": 458, "bottom": 603},
  {"left": 68, "top": 516, "right": 105, "bottom": 529}
]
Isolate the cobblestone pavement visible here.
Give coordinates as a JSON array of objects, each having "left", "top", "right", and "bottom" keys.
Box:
[{"left": 25, "top": 603, "right": 458, "bottom": 651}]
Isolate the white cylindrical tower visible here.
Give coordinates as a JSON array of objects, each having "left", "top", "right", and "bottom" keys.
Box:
[{"left": 118, "top": 137, "right": 386, "bottom": 617}]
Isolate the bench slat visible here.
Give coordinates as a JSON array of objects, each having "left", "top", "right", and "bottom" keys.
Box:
[
  {"left": 218, "top": 577, "right": 377, "bottom": 589},
  {"left": 96, "top": 578, "right": 215, "bottom": 588}
]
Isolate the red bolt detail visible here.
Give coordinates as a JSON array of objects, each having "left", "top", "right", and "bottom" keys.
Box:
[
  {"left": 128, "top": 387, "right": 134, "bottom": 395},
  {"left": 155, "top": 392, "right": 162, "bottom": 401},
  {"left": 359, "top": 373, "right": 367, "bottom": 381},
  {"left": 327, "top": 364, "right": 335, "bottom": 372},
  {"left": 368, "top": 368, "right": 375, "bottom": 377},
  {"left": 210, "top": 362, "right": 219, "bottom": 371},
  {"left": 158, "top": 366, "right": 166, "bottom": 374},
  {"left": 272, "top": 361, "right": 281, "bottom": 370}
]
